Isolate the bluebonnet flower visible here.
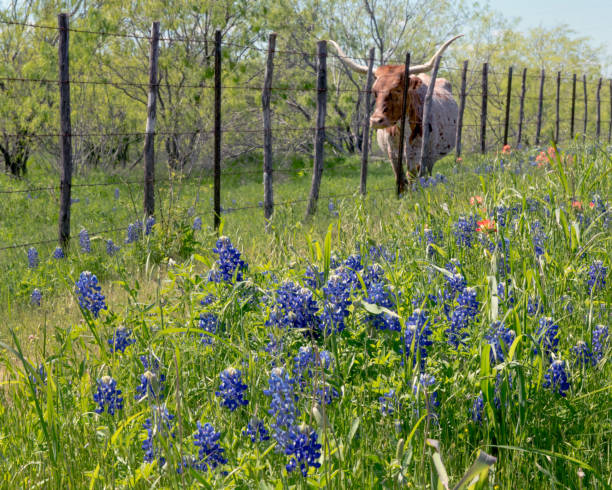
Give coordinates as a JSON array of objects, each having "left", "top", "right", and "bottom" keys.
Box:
[
  {"left": 243, "top": 419, "right": 270, "bottom": 443},
  {"left": 198, "top": 312, "right": 218, "bottom": 345},
  {"left": 114, "top": 187, "right": 119, "bottom": 200},
  {"left": 125, "top": 221, "right": 142, "bottom": 244},
  {"left": 135, "top": 356, "right": 166, "bottom": 401},
  {"left": 316, "top": 385, "right": 339, "bottom": 405},
  {"left": 344, "top": 254, "right": 363, "bottom": 273},
  {"left": 414, "top": 373, "right": 439, "bottom": 419},
  {"left": 136, "top": 370, "right": 166, "bottom": 401},
  {"left": 304, "top": 265, "right": 324, "bottom": 290},
  {"left": 445, "top": 287, "right": 478, "bottom": 349},
  {"left": 267, "top": 282, "right": 320, "bottom": 335},
  {"left": 31, "top": 288, "right": 42, "bottom": 306},
  {"left": 404, "top": 309, "right": 433, "bottom": 370},
  {"left": 328, "top": 199, "right": 338, "bottom": 216},
  {"left": 444, "top": 272, "right": 466, "bottom": 301},
  {"left": 486, "top": 322, "right": 516, "bottom": 365},
  {"left": 531, "top": 220, "right": 547, "bottom": 257},
  {"left": 192, "top": 216, "right": 202, "bottom": 231},
  {"left": 493, "top": 205, "right": 508, "bottom": 227},
  {"left": 379, "top": 389, "right": 399, "bottom": 415},
  {"left": 192, "top": 422, "right": 227, "bottom": 471},
  {"left": 423, "top": 227, "right": 442, "bottom": 258},
  {"left": 587, "top": 260, "right": 607, "bottom": 294},
  {"left": 27, "top": 247, "right": 39, "bottom": 269},
  {"left": 285, "top": 423, "right": 322, "bottom": 477},
  {"left": 321, "top": 272, "right": 353, "bottom": 333},
  {"left": 79, "top": 229, "right": 91, "bottom": 253},
  {"left": 200, "top": 294, "right": 216, "bottom": 306},
  {"left": 145, "top": 216, "right": 155, "bottom": 235},
  {"left": 362, "top": 264, "right": 386, "bottom": 287},
  {"left": 93, "top": 376, "right": 123, "bottom": 415},
  {"left": 457, "top": 287, "right": 479, "bottom": 317},
  {"left": 142, "top": 406, "right": 175, "bottom": 466},
  {"left": 75, "top": 271, "right": 107, "bottom": 318},
  {"left": 364, "top": 281, "right": 401, "bottom": 332},
  {"left": 368, "top": 245, "right": 395, "bottom": 263},
  {"left": 215, "top": 368, "right": 249, "bottom": 411},
  {"left": 264, "top": 367, "right": 299, "bottom": 450},
  {"left": 208, "top": 236, "right": 247, "bottom": 283},
  {"left": 534, "top": 317, "right": 559, "bottom": 359},
  {"left": 571, "top": 341, "right": 594, "bottom": 367},
  {"left": 543, "top": 360, "right": 570, "bottom": 397},
  {"left": 293, "top": 345, "right": 316, "bottom": 383},
  {"left": 28, "top": 363, "right": 47, "bottom": 393},
  {"left": 471, "top": 392, "right": 484, "bottom": 423},
  {"left": 527, "top": 296, "right": 543, "bottom": 316},
  {"left": 496, "top": 238, "right": 511, "bottom": 277},
  {"left": 593, "top": 325, "right": 609, "bottom": 362},
  {"left": 108, "top": 326, "right": 135, "bottom": 354},
  {"left": 52, "top": 246, "right": 65, "bottom": 259},
  {"left": 106, "top": 239, "right": 120, "bottom": 256},
  {"left": 453, "top": 215, "right": 477, "bottom": 248}
]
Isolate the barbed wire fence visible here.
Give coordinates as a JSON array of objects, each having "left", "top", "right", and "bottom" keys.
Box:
[{"left": 1, "top": 14, "right": 611, "bottom": 256}]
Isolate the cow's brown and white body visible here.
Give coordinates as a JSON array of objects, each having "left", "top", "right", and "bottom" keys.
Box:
[
  {"left": 329, "top": 36, "right": 462, "bottom": 192},
  {"left": 375, "top": 73, "right": 458, "bottom": 182}
]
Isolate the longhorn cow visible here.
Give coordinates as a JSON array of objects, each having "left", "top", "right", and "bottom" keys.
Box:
[{"left": 329, "top": 36, "right": 462, "bottom": 192}]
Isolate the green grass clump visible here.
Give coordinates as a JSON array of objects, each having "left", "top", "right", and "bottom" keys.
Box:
[{"left": 0, "top": 144, "right": 610, "bottom": 488}]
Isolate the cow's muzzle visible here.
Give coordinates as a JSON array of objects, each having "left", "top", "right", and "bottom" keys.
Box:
[{"left": 370, "top": 115, "right": 391, "bottom": 129}]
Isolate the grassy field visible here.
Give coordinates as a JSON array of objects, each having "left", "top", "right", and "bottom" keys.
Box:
[{"left": 0, "top": 143, "right": 610, "bottom": 488}]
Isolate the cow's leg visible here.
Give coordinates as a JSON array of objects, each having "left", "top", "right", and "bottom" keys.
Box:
[
  {"left": 404, "top": 137, "right": 422, "bottom": 183},
  {"left": 378, "top": 128, "right": 408, "bottom": 193}
]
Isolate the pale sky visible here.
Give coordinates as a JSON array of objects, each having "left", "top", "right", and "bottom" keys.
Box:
[{"left": 488, "top": 0, "right": 612, "bottom": 62}]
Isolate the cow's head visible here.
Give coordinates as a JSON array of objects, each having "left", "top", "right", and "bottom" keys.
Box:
[
  {"left": 369, "top": 66, "right": 423, "bottom": 129},
  {"left": 328, "top": 35, "right": 462, "bottom": 129}
]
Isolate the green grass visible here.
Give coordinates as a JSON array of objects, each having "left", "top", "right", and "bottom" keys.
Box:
[{"left": 0, "top": 143, "right": 610, "bottom": 488}]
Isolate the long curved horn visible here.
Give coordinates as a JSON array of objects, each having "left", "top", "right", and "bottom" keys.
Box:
[
  {"left": 328, "top": 40, "right": 370, "bottom": 74},
  {"left": 409, "top": 35, "right": 463, "bottom": 74}
]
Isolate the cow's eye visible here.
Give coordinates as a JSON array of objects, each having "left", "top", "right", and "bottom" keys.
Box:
[{"left": 372, "top": 90, "right": 378, "bottom": 98}]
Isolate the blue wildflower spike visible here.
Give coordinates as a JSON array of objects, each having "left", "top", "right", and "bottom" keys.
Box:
[
  {"left": 198, "top": 312, "right": 218, "bottom": 345},
  {"left": 142, "top": 406, "right": 175, "bottom": 466},
  {"left": 243, "top": 418, "right": 270, "bottom": 443},
  {"left": 571, "top": 341, "right": 595, "bottom": 367},
  {"left": 30, "top": 288, "right": 42, "bottom": 306},
  {"left": 75, "top": 271, "right": 107, "bottom": 318},
  {"left": 215, "top": 367, "right": 249, "bottom": 411},
  {"left": 52, "top": 246, "right": 65, "bottom": 259},
  {"left": 106, "top": 239, "right": 120, "bottom": 256},
  {"left": 285, "top": 423, "right": 322, "bottom": 477},
  {"left": 93, "top": 376, "right": 123, "bottom": 415},
  {"left": 108, "top": 326, "right": 136, "bottom": 354},
  {"left": 27, "top": 247, "right": 39, "bottom": 269},
  {"left": 79, "top": 229, "right": 91, "bottom": 253},
  {"left": 208, "top": 236, "right": 248, "bottom": 283},
  {"left": 587, "top": 260, "right": 607, "bottom": 294},
  {"left": 592, "top": 325, "right": 608, "bottom": 362},
  {"left": 404, "top": 309, "right": 433, "bottom": 370},
  {"left": 192, "top": 422, "right": 227, "bottom": 471},
  {"left": 543, "top": 360, "right": 571, "bottom": 397}
]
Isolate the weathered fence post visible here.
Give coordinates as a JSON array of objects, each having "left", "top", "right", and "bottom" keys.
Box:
[
  {"left": 143, "top": 21, "right": 160, "bottom": 218},
  {"left": 58, "top": 13, "right": 72, "bottom": 249},
  {"left": 535, "top": 69, "right": 545, "bottom": 146},
  {"left": 555, "top": 71, "right": 561, "bottom": 143},
  {"left": 305, "top": 40, "right": 327, "bottom": 218},
  {"left": 213, "top": 29, "right": 222, "bottom": 232},
  {"left": 262, "top": 33, "right": 276, "bottom": 229},
  {"left": 582, "top": 74, "right": 588, "bottom": 141},
  {"left": 596, "top": 77, "right": 602, "bottom": 140},
  {"left": 360, "top": 47, "right": 375, "bottom": 196},
  {"left": 480, "top": 62, "right": 488, "bottom": 154},
  {"left": 419, "top": 55, "right": 442, "bottom": 176},
  {"left": 517, "top": 68, "right": 527, "bottom": 147},
  {"left": 455, "top": 60, "right": 468, "bottom": 158},
  {"left": 570, "top": 73, "right": 577, "bottom": 139},
  {"left": 503, "top": 66, "right": 513, "bottom": 146},
  {"left": 396, "top": 52, "right": 411, "bottom": 195}
]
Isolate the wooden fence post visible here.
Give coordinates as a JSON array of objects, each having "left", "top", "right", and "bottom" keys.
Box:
[
  {"left": 58, "top": 13, "right": 72, "bottom": 249},
  {"left": 262, "top": 33, "right": 276, "bottom": 229},
  {"left": 360, "top": 47, "right": 375, "bottom": 196},
  {"left": 143, "top": 21, "right": 159, "bottom": 218},
  {"left": 517, "top": 68, "right": 526, "bottom": 147},
  {"left": 535, "top": 69, "right": 545, "bottom": 146},
  {"left": 555, "top": 71, "right": 561, "bottom": 144},
  {"left": 419, "top": 55, "right": 442, "bottom": 176},
  {"left": 596, "top": 77, "right": 602, "bottom": 140},
  {"left": 396, "top": 52, "right": 411, "bottom": 195},
  {"left": 455, "top": 60, "right": 468, "bottom": 158},
  {"left": 570, "top": 73, "right": 576, "bottom": 139},
  {"left": 582, "top": 74, "right": 588, "bottom": 141},
  {"left": 305, "top": 40, "right": 327, "bottom": 218},
  {"left": 213, "top": 29, "right": 222, "bottom": 232},
  {"left": 480, "top": 62, "right": 488, "bottom": 154},
  {"left": 503, "top": 66, "right": 513, "bottom": 146}
]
